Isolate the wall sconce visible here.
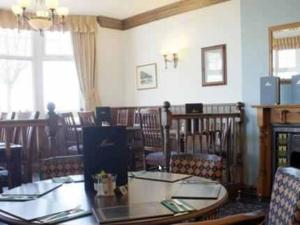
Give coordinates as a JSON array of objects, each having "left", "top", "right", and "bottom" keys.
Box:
[{"left": 163, "top": 53, "right": 178, "bottom": 69}]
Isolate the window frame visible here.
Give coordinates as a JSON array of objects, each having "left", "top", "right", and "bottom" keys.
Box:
[{"left": 0, "top": 29, "right": 81, "bottom": 115}]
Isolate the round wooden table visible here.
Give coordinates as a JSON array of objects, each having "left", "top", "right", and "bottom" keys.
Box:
[{"left": 0, "top": 175, "right": 227, "bottom": 225}]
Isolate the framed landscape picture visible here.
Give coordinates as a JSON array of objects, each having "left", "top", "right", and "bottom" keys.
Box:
[
  {"left": 201, "top": 44, "right": 227, "bottom": 86},
  {"left": 136, "top": 63, "right": 157, "bottom": 90}
]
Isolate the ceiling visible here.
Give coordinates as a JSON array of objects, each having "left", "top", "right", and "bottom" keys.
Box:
[{"left": 1, "top": 0, "right": 182, "bottom": 19}]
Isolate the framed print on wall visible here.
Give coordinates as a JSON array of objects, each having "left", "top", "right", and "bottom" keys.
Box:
[
  {"left": 136, "top": 63, "right": 157, "bottom": 90},
  {"left": 201, "top": 44, "right": 227, "bottom": 86}
]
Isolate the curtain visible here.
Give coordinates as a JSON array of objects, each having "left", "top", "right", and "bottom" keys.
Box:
[
  {"left": 71, "top": 32, "right": 100, "bottom": 111},
  {"left": 273, "top": 36, "right": 300, "bottom": 50}
]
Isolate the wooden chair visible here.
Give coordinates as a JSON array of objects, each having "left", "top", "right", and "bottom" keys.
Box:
[
  {"left": 60, "top": 112, "right": 82, "bottom": 154},
  {"left": 39, "top": 155, "right": 84, "bottom": 180},
  {"left": 78, "top": 111, "right": 96, "bottom": 126},
  {"left": 116, "top": 109, "right": 129, "bottom": 126},
  {"left": 170, "top": 153, "right": 223, "bottom": 181},
  {"left": 0, "top": 112, "right": 7, "bottom": 121},
  {"left": 178, "top": 167, "right": 300, "bottom": 225},
  {"left": 140, "top": 107, "right": 177, "bottom": 169}
]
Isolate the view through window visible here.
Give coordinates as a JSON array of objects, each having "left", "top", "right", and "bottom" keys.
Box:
[{"left": 0, "top": 29, "right": 80, "bottom": 114}]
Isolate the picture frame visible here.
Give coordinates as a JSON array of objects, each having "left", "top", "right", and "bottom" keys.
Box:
[
  {"left": 201, "top": 44, "right": 227, "bottom": 86},
  {"left": 136, "top": 63, "right": 157, "bottom": 90}
]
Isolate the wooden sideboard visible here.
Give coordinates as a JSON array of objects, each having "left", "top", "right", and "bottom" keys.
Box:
[{"left": 253, "top": 104, "right": 300, "bottom": 197}]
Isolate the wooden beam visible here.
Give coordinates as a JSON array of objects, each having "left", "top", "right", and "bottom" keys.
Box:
[
  {"left": 122, "top": 0, "right": 231, "bottom": 30},
  {"left": 96, "top": 0, "right": 231, "bottom": 30},
  {"left": 97, "top": 16, "right": 124, "bottom": 30}
]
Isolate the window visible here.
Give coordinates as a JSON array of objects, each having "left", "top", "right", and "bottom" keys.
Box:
[
  {"left": 43, "top": 31, "right": 80, "bottom": 112},
  {"left": 273, "top": 49, "right": 300, "bottom": 79},
  {"left": 0, "top": 29, "right": 81, "bottom": 114},
  {"left": 0, "top": 29, "right": 33, "bottom": 112}
]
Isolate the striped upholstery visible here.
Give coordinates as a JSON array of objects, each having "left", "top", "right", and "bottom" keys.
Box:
[
  {"left": 268, "top": 167, "right": 300, "bottom": 225},
  {"left": 170, "top": 153, "right": 223, "bottom": 181},
  {"left": 39, "top": 155, "right": 84, "bottom": 180}
]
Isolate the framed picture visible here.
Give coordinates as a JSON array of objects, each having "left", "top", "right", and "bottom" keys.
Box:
[
  {"left": 201, "top": 44, "right": 227, "bottom": 86},
  {"left": 136, "top": 63, "right": 157, "bottom": 90}
]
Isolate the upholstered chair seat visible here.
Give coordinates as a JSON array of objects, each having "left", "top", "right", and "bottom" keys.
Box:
[
  {"left": 39, "top": 155, "right": 84, "bottom": 180},
  {"left": 170, "top": 153, "right": 223, "bottom": 181}
]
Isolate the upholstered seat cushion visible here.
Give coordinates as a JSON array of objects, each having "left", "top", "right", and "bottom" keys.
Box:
[
  {"left": 145, "top": 151, "right": 178, "bottom": 167},
  {"left": 39, "top": 155, "right": 84, "bottom": 180},
  {"left": 170, "top": 153, "right": 223, "bottom": 180},
  {"left": 268, "top": 167, "right": 300, "bottom": 225}
]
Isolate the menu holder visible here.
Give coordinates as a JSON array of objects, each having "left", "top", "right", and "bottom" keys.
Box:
[
  {"left": 0, "top": 195, "right": 36, "bottom": 202},
  {"left": 2, "top": 182, "right": 62, "bottom": 198},
  {"left": 171, "top": 183, "right": 221, "bottom": 199},
  {"left": 0, "top": 198, "right": 86, "bottom": 222},
  {"left": 129, "top": 171, "right": 192, "bottom": 183},
  {"left": 92, "top": 202, "right": 174, "bottom": 223}
]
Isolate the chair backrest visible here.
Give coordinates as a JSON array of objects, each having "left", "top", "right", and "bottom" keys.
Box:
[
  {"left": 139, "top": 107, "right": 164, "bottom": 152},
  {"left": 170, "top": 153, "right": 223, "bottom": 181},
  {"left": 116, "top": 109, "right": 129, "bottom": 126},
  {"left": 60, "top": 112, "right": 81, "bottom": 153},
  {"left": 268, "top": 167, "right": 300, "bottom": 225},
  {"left": 0, "top": 112, "right": 8, "bottom": 120},
  {"left": 78, "top": 111, "right": 96, "bottom": 126},
  {"left": 15, "top": 111, "right": 39, "bottom": 120},
  {"left": 39, "top": 155, "right": 84, "bottom": 180},
  {"left": 95, "top": 107, "right": 112, "bottom": 126},
  {"left": 133, "top": 109, "right": 141, "bottom": 127}
]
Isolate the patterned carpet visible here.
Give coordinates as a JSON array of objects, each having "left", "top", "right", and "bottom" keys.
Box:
[{"left": 219, "top": 197, "right": 269, "bottom": 218}]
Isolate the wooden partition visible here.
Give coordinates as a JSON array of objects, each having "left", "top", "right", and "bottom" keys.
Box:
[
  {"left": 0, "top": 104, "right": 60, "bottom": 185},
  {"left": 168, "top": 103, "right": 245, "bottom": 185},
  {"left": 111, "top": 102, "right": 245, "bottom": 186}
]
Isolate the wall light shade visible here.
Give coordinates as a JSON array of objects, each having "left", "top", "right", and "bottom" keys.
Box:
[{"left": 163, "top": 53, "right": 178, "bottom": 69}]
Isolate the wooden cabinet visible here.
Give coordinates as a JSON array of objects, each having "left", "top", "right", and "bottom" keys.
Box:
[{"left": 253, "top": 105, "right": 300, "bottom": 197}]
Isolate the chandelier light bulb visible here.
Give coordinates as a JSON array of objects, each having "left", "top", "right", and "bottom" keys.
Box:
[
  {"left": 57, "top": 7, "right": 69, "bottom": 16},
  {"left": 36, "top": 10, "right": 49, "bottom": 18},
  {"left": 18, "top": 0, "right": 30, "bottom": 8},
  {"left": 11, "top": 0, "right": 69, "bottom": 33},
  {"left": 46, "top": 0, "right": 59, "bottom": 9},
  {"left": 11, "top": 4, "right": 22, "bottom": 15}
]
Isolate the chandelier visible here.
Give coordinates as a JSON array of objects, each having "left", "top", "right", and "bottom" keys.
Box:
[{"left": 11, "top": 0, "right": 69, "bottom": 33}]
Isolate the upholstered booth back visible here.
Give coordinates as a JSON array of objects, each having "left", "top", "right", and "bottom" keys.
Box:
[{"left": 268, "top": 167, "right": 300, "bottom": 225}]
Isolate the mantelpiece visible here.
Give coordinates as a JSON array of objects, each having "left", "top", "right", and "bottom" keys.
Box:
[{"left": 253, "top": 105, "right": 300, "bottom": 197}]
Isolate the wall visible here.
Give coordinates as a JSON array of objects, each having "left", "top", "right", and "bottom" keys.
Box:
[
  {"left": 96, "top": 27, "right": 125, "bottom": 106},
  {"left": 96, "top": 0, "right": 300, "bottom": 186},
  {"left": 122, "top": 0, "right": 242, "bottom": 106},
  {"left": 240, "top": 0, "right": 300, "bottom": 185}
]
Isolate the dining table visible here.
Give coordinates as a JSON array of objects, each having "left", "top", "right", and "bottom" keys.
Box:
[{"left": 0, "top": 173, "right": 227, "bottom": 225}]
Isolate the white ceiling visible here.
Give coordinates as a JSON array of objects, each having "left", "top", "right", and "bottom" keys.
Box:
[{"left": 1, "top": 0, "right": 182, "bottom": 19}]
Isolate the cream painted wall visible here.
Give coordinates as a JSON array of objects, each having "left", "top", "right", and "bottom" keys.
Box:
[
  {"left": 96, "top": 27, "right": 125, "bottom": 106},
  {"left": 122, "top": 0, "right": 242, "bottom": 106}
]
